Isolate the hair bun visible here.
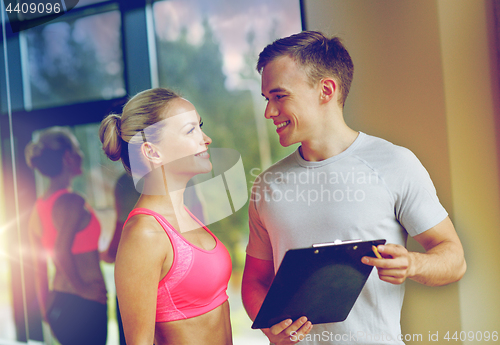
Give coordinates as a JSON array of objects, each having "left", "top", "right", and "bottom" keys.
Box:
[
  {"left": 99, "top": 113, "right": 123, "bottom": 161},
  {"left": 24, "top": 142, "right": 44, "bottom": 169},
  {"left": 24, "top": 127, "right": 74, "bottom": 177}
]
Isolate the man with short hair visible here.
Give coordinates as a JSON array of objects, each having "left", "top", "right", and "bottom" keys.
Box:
[{"left": 241, "top": 31, "right": 466, "bottom": 345}]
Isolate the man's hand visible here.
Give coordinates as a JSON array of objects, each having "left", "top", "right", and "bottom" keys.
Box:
[
  {"left": 262, "top": 317, "right": 313, "bottom": 345},
  {"left": 361, "top": 217, "right": 466, "bottom": 286},
  {"left": 362, "top": 244, "right": 412, "bottom": 284}
]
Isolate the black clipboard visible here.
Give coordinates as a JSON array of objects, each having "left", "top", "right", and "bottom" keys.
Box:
[{"left": 251, "top": 239, "right": 386, "bottom": 329}]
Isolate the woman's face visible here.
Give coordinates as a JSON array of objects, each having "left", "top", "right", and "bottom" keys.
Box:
[
  {"left": 64, "top": 134, "right": 84, "bottom": 177},
  {"left": 154, "top": 98, "right": 212, "bottom": 176}
]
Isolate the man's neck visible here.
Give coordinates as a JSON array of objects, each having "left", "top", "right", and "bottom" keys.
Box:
[{"left": 299, "top": 124, "right": 359, "bottom": 162}]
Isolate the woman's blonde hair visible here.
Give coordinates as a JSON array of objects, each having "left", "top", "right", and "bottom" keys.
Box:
[
  {"left": 99, "top": 87, "right": 180, "bottom": 175},
  {"left": 25, "top": 127, "right": 76, "bottom": 177}
]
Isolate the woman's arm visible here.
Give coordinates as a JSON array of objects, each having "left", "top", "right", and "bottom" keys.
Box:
[
  {"left": 115, "top": 215, "right": 170, "bottom": 345},
  {"left": 27, "top": 208, "right": 49, "bottom": 320}
]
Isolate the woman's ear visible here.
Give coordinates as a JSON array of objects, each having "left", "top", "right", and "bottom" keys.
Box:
[
  {"left": 141, "top": 142, "right": 162, "bottom": 165},
  {"left": 62, "top": 149, "right": 74, "bottom": 166}
]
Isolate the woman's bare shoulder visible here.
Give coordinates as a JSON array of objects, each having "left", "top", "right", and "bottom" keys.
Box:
[
  {"left": 119, "top": 213, "right": 170, "bottom": 255},
  {"left": 115, "top": 212, "right": 172, "bottom": 284}
]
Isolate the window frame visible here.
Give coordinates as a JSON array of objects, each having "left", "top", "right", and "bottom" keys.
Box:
[
  {"left": 0, "top": 0, "right": 154, "bottom": 342},
  {"left": 0, "top": 0, "right": 305, "bottom": 342}
]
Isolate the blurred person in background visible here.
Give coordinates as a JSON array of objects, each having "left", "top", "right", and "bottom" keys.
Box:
[{"left": 26, "top": 126, "right": 107, "bottom": 345}]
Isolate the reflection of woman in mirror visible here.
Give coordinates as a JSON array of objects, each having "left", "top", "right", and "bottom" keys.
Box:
[
  {"left": 99, "top": 88, "right": 233, "bottom": 345},
  {"left": 25, "top": 127, "right": 107, "bottom": 345}
]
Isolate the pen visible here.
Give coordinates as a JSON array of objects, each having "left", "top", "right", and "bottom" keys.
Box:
[{"left": 372, "top": 245, "right": 382, "bottom": 259}]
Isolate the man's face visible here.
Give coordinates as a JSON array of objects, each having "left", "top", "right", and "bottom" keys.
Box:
[{"left": 261, "top": 55, "right": 321, "bottom": 147}]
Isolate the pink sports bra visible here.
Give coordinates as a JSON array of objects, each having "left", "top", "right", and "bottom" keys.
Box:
[
  {"left": 36, "top": 189, "right": 101, "bottom": 255},
  {"left": 124, "top": 208, "right": 232, "bottom": 322}
]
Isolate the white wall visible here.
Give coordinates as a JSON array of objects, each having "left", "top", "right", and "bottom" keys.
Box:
[{"left": 303, "top": 0, "right": 500, "bottom": 343}]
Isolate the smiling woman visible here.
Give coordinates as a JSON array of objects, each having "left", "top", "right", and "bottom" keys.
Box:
[
  {"left": 144, "top": 105, "right": 212, "bottom": 181},
  {"left": 99, "top": 88, "right": 233, "bottom": 345}
]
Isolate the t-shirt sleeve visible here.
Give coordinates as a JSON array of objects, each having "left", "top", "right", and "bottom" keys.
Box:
[
  {"left": 246, "top": 184, "right": 273, "bottom": 261},
  {"left": 393, "top": 148, "right": 448, "bottom": 237}
]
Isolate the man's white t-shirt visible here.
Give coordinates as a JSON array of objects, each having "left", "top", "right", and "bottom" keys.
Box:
[{"left": 247, "top": 132, "right": 448, "bottom": 344}]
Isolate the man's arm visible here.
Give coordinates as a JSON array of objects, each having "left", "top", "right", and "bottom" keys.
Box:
[
  {"left": 242, "top": 255, "right": 312, "bottom": 345},
  {"left": 241, "top": 255, "right": 274, "bottom": 321},
  {"left": 362, "top": 216, "right": 466, "bottom": 286}
]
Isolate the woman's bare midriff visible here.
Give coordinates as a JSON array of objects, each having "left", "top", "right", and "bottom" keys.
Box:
[
  {"left": 52, "top": 250, "right": 107, "bottom": 303},
  {"left": 154, "top": 300, "right": 232, "bottom": 345}
]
